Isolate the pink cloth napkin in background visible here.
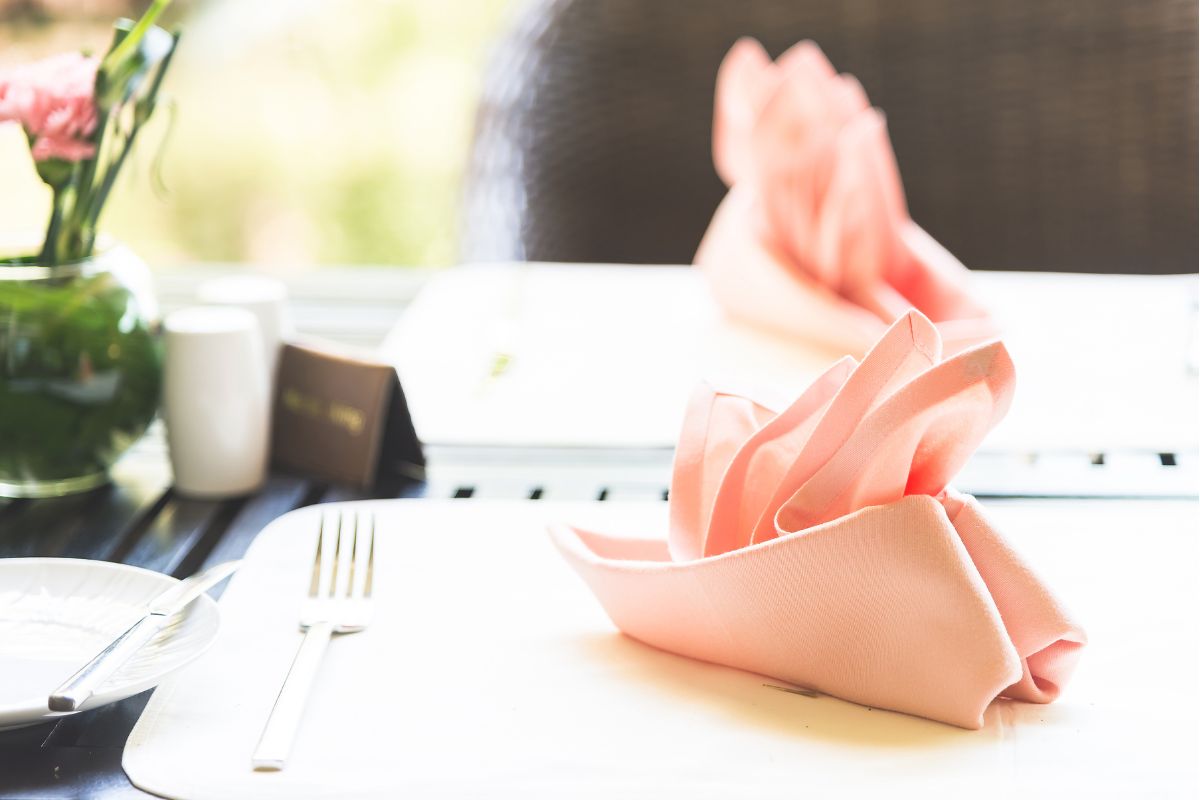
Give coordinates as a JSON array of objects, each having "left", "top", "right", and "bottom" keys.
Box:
[
  {"left": 695, "top": 38, "right": 997, "bottom": 357},
  {"left": 550, "top": 311, "right": 1085, "bottom": 729}
]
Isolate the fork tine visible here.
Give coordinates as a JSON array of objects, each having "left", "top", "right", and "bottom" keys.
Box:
[
  {"left": 308, "top": 515, "right": 325, "bottom": 597},
  {"left": 329, "top": 512, "right": 343, "bottom": 597},
  {"left": 364, "top": 512, "right": 375, "bottom": 598},
  {"left": 346, "top": 512, "right": 359, "bottom": 598}
]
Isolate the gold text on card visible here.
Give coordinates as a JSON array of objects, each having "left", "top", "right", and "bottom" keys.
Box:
[{"left": 282, "top": 388, "right": 365, "bottom": 436}]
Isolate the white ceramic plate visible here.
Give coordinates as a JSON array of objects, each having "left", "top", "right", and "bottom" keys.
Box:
[{"left": 0, "top": 558, "right": 220, "bottom": 731}]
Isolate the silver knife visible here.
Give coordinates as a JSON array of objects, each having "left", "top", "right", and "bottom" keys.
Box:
[{"left": 48, "top": 560, "right": 242, "bottom": 712}]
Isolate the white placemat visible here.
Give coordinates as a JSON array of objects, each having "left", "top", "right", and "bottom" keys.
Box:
[
  {"left": 382, "top": 264, "right": 1198, "bottom": 453},
  {"left": 124, "top": 499, "right": 1198, "bottom": 799}
]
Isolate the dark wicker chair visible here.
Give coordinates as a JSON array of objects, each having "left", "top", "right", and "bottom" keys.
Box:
[{"left": 460, "top": 0, "right": 1197, "bottom": 274}]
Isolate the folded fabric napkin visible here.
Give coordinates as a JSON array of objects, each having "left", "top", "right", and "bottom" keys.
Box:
[
  {"left": 695, "top": 38, "right": 997, "bottom": 357},
  {"left": 550, "top": 311, "right": 1084, "bottom": 729}
]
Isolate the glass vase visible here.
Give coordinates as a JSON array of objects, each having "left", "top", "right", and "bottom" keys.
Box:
[{"left": 0, "top": 239, "right": 163, "bottom": 497}]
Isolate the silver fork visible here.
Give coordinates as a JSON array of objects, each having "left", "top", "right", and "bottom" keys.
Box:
[{"left": 252, "top": 509, "right": 375, "bottom": 771}]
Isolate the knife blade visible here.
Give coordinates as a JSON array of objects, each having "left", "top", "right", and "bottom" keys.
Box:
[{"left": 48, "top": 560, "right": 241, "bottom": 712}]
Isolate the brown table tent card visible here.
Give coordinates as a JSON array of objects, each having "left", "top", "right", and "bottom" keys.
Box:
[{"left": 271, "top": 341, "right": 424, "bottom": 488}]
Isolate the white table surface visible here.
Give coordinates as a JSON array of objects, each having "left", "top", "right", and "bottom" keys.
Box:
[
  {"left": 124, "top": 498, "right": 1198, "bottom": 799},
  {"left": 382, "top": 264, "right": 1198, "bottom": 455}
]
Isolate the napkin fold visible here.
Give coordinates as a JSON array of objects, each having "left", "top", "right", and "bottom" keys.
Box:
[
  {"left": 550, "top": 311, "right": 1084, "bottom": 729},
  {"left": 695, "top": 38, "right": 997, "bottom": 356}
]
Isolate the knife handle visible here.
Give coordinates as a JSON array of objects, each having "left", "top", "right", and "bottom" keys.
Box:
[{"left": 49, "top": 614, "right": 166, "bottom": 712}]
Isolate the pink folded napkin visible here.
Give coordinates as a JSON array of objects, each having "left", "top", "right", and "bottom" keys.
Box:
[
  {"left": 550, "top": 311, "right": 1085, "bottom": 729},
  {"left": 695, "top": 38, "right": 997, "bottom": 356}
]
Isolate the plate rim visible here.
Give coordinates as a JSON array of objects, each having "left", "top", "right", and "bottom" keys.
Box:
[{"left": 0, "top": 557, "right": 221, "bottom": 729}]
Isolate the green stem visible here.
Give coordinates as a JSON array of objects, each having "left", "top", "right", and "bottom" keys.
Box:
[
  {"left": 38, "top": 186, "right": 67, "bottom": 265},
  {"left": 78, "top": 120, "right": 137, "bottom": 254},
  {"left": 72, "top": 29, "right": 178, "bottom": 260},
  {"left": 65, "top": 108, "right": 109, "bottom": 242}
]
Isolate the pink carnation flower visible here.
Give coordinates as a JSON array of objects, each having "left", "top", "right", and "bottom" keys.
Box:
[{"left": 0, "top": 52, "right": 99, "bottom": 162}]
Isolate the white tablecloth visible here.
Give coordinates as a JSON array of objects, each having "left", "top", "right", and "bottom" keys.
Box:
[
  {"left": 382, "top": 264, "right": 1198, "bottom": 454},
  {"left": 124, "top": 498, "right": 1198, "bottom": 799}
]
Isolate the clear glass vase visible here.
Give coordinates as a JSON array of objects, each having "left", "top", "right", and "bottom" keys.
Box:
[{"left": 0, "top": 239, "right": 163, "bottom": 497}]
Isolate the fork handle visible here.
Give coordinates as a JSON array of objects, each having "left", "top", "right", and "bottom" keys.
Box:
[{"left": 252, "top": 621, "right": 334, "bottom": 771}]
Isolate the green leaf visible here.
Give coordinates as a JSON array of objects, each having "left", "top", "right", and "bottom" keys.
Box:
[
  {"left": 97, "top": 21, "right": 176, "bottom": 111},
  {"left": 99, "top": 0, "right": 173, "bottom": 80}
]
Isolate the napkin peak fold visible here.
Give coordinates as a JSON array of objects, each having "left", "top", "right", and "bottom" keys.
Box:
[
  {"left": 551, "top": 311, "right": 1085, "bottom": 729},
  {"left": 697, "top": 37, "right": 998, "bottom": 357}
]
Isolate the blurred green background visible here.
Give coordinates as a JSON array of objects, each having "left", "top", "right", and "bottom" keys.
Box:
[{"left": 0, "top": 0, "right": 517, "bottom": 270}]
